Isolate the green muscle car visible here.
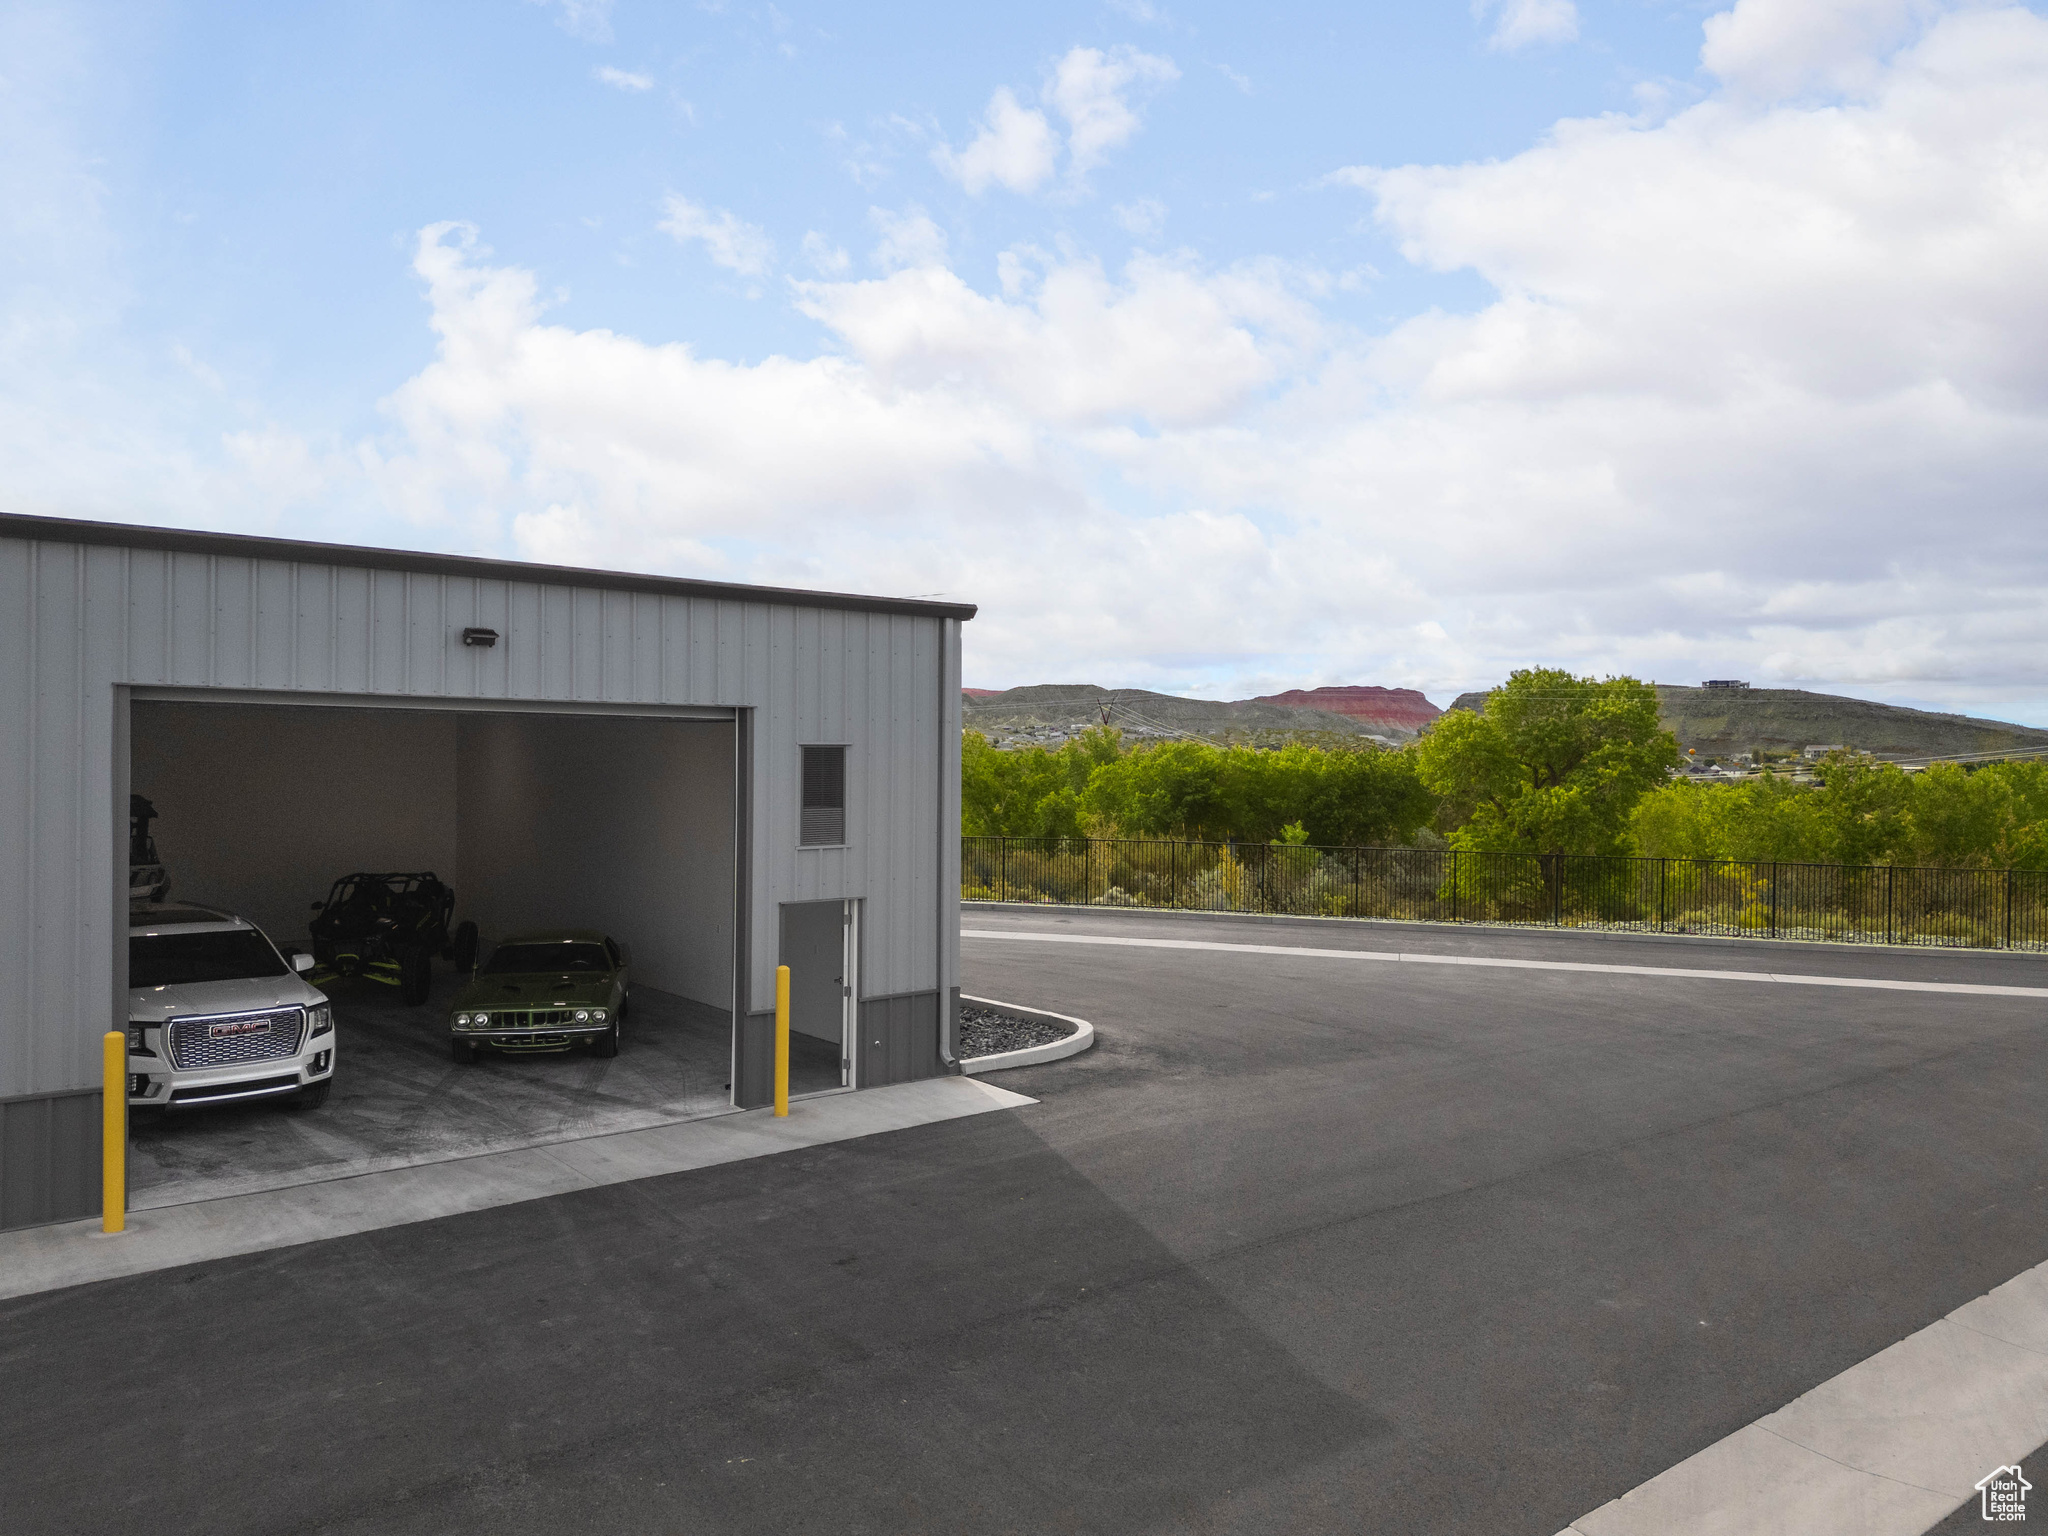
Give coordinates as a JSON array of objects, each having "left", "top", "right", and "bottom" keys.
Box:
[{"left": 448, "top": 930, "right": 628, "bottom": 1062}]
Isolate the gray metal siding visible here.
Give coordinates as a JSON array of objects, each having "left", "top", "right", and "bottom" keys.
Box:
[
  {"left": 0, "top": 532, "right": 960, "bottom": 1106},
  {"left": 0, "top": 1091, "right": 103, "bottom": 1230},
  {"left": 858, "top": 992, "right": 943, "bottom": 1088},
  {"left": 735, "top": 1011, "right": 777, "bottom": 1110}
]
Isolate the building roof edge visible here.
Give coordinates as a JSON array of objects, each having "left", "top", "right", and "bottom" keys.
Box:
[{"left": 0, "top": 513, "right": 978, "bottom": 622}]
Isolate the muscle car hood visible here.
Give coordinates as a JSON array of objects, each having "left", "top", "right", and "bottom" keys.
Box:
[{"left": 452, "top": 972, "right": 615, "bottom": 1012}]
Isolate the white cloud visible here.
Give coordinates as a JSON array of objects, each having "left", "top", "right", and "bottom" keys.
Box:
[
  {"left": 868, "top": 206, "right": 950, "bottom": 271},
  {"left": 1478, "top": 0, "right": 1580, "bottom": 51},
  {"left": 1114, "top": 197, "right": 1167, "bottom": 238},
  {"left": 802, "top": 230, "right": 850, "bottom": 275},
  {"left": 1702, "top": 0, "right": 1937, "bottom": 96},
  {"left": 657, "top": 194, "right": 775, "bottom": 276},
  {"left": 933, "top": 86, "right": 1059, "bottom": 195},
  {"left": 593, "top": 65, "right": 652, "bottom": 91},
  {"left": 534, "top": 0, "right": 612, "bottom": 43},
  {"left": 935, "top": 45, "right": 1178, "bottom": 197},
  {"left": 794, "top": 248, "right": 1318, "bottom": 427},
  {"left": 1047, "top": 45, "right": 1179, "bottom": 177}
]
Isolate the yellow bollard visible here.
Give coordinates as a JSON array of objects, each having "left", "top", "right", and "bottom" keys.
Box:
[
  {"left": 774, "top": 965, "right": 791, "bottom": 1116},
  {"left": 101, "top": 1031, "right": 126, "bottom": 1234}
]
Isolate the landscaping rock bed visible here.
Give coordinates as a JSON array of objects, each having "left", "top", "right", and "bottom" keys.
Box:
[{"left": 959, "top": 1004, "right": 1077, "bottom": 1059}]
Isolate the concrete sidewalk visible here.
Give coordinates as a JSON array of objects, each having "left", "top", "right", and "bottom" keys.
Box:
[
  {"left": 1559, "top": 1259, "right": 2048, "bottom": 1534},
  {"left": 0, "top": 1074, "right": 1034, "bottom": 1302}
]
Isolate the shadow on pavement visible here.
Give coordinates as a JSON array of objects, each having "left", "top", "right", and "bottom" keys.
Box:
[{"left": 2, "top": 1110, "right": 1386, "bottom": 1536}]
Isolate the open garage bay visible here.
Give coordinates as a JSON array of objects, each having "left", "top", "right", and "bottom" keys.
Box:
[{"left": 125, "top": 698, "right": 743, "bottom": 1208}]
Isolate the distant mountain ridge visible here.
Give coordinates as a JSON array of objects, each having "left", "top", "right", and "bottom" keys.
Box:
[
  {"left": 1243, "top": 685, "right": 1440, "bottom": 730},
  {"left": 961, "top": 682, "right": 1441, "bottom": 745},
  {"left": 1446, "top": 684, "right": 2048, "bottom": 761}
]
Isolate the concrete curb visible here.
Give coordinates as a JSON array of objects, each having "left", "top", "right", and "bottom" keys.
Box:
[
  {"left": 962, "top": 899, "right": 2048, "bottom": 965},
  {"left": 957, "top": 994, "right": 1095, "bottom": 1074}
]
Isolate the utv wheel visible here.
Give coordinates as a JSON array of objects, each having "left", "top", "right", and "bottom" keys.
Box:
[
  {"left": 450, "top": 921, "right": 479, "bottom": 973},
  {"left": 591, "top": 1021, "right": 619, "bottom": 1059},
  {"left": 400, "top": 946, "right": 432, "bottom": 1006},
  {"left": 288, "top": 1079, "right": 332, "bottom": 1111},
  {"left": 452, "top": 1038, "right": 478, "bottom": 1064}
]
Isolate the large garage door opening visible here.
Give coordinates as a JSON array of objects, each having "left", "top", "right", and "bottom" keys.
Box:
[{"left": 124, "top": 697, "right": 739, "bottom": 1211}]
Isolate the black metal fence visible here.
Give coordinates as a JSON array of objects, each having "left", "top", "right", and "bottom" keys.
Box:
[{"left": 961, "top": 837, "right": 2048, "bottom": 949}]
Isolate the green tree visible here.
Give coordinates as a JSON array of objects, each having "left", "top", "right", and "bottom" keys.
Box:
[
  {"left": 1633, "top": 774, "right": 1831, "bottom": 862},
  {"left": 960, "top": 729, "right": 1117, "bottom": 839},
  {"left": 1080, "top": 739, "right": 1237, "bottom": 840},
  {"left": 1415, "top": 669, "right": 1680, "bottom": 855}
]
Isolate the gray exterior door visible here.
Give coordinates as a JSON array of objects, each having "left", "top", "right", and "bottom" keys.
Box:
[{"left": 778, "top": 900, "right": 848, "bottom": 1092}]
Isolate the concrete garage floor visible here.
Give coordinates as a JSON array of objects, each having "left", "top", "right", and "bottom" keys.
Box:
[
  {"left": 10, "top": 907, "right": 2048, "bottom": 1536},
  {"left": 129, "top": 970, "right": 736, "bottom": 1209}
]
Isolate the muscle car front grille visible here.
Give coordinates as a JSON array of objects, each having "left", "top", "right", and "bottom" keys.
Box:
[
  {"left": 484, "top": 1010, "right": 576, "bottom": 1029},
  {"left": 167, "top": 1008, "right": 307, "bottom": 1069}
]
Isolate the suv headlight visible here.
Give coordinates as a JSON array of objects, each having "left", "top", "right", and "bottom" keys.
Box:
[
  {"left": 126, "top": 1023, "right": 157, "bottom": 1058},
  {"left": 307, "top": 1004, "right": 333, "bottom": 1038}
]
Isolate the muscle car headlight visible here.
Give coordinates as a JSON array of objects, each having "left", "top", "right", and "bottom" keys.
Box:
[
  {"left": 573, "top": 1009, "right": 590, "bottom": 1023},
  {"left": 591, "top": 1008, "right": 608, "bottom": 1022},
  {"left": 307, "top": 1004, "right": 333, "bottom": 1038}
]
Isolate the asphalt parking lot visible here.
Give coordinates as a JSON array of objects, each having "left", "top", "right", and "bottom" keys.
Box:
[{"left": 6, "top": 907, "right": 2047, "bottom": 1534}]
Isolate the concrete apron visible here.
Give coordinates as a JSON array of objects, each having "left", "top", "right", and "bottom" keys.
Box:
[
  {"left": 1557, "top": 1259, "right": 2048, "bottom": 1535},
  {"left": 0, "top": 1076, "right": 1035, "bottom": 1303}
]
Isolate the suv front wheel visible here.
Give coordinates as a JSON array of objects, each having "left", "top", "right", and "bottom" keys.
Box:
[{"left": 288, "top": 1079, "right": 331, "bottom": 1111}]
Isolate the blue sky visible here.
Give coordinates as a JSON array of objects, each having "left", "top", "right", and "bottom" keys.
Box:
[{"left": 9, "top": 0, "right": 2048, "bottom": 716}]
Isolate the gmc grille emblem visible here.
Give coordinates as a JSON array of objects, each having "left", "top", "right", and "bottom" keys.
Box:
[{"left": 208, "top": 1019, "right": 272, "bottom": 1038}]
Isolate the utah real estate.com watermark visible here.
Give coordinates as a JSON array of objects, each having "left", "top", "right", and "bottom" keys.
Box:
[{"left": 1977, "top": 1464, "right": 2030, "bottom": 1523}]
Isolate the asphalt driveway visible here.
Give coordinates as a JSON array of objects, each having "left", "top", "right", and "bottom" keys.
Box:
[{"left": 5, "top": 907, "right": 2045, "bottom": 1534}]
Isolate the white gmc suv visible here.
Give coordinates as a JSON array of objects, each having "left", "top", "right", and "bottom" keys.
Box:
[{"left": 128, "top": 904, "right": 336, "bottom": 1111}]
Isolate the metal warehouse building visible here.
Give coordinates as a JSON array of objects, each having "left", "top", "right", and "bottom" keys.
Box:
[{"left": 0, "top": 512, "right": 972, "bottom": 1232}]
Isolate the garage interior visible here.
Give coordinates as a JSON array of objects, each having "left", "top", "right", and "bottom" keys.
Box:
[{"left": 123, "top": 696, "right": 842, "bottom": 1210}]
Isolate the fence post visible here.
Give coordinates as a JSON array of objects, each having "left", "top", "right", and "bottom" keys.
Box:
[
  {"left": 1000, "top": 837, "right": 1009, "bottom": 902},
  {"left": 1551, "top": 855, "right": 1562, "bottom": 927},
  {"left": 2006, "top": 867, "right": 2015, "bottom": 950},
  {"left": 1450, "top": 850, "right": 1460, "bottom": 923},
  {"left": 1884, "top": 863, "right": 1893, "bottom": 945},
  {"left": 1658, "top": 858, "right": 1667, "bottom": 933},
  {"left": 1769, "top": 863, "right": 1779, "bottom": 938}
]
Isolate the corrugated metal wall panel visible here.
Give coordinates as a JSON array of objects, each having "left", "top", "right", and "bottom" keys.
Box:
[
  {"left": 0, "top": 544, "right": 34, "bottom": 1097},
  {"left": 857, "top": 992, "right": 941, "bottom": 1088},
  {"left": 0, "top": 529, "right": 959, "bottom": 1109},
  {"left": 0, "top": 1092, "right": 102, "bottom": 1230}
]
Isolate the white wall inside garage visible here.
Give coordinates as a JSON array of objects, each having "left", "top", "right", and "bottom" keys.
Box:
[
  {"left": 457, "top": 714, "right": 734, "bottom": 1009},
  {"left": 129, "top": 702, "right": 736, "bottom": 1011},
  {"left": 131, "top": 703, "right": 459, "bottom": 946}
]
